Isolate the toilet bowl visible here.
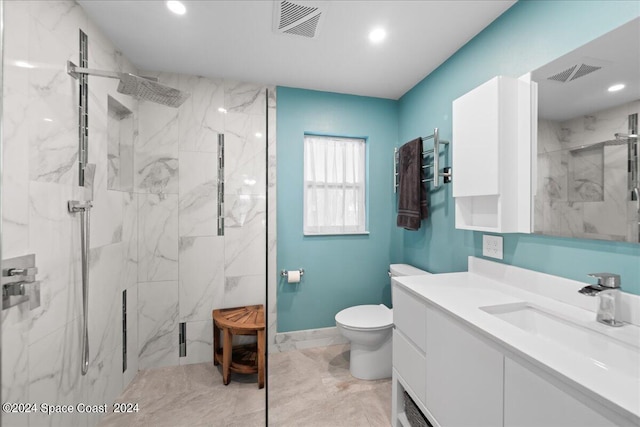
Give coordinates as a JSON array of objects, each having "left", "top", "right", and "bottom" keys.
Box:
[{"left": 335, "top": 264, "right": 430, "bottom": 380}]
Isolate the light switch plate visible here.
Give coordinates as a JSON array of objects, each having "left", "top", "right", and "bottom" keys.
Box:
[{"left": 483, "top": 234, "right": 503, "bottom": 260}]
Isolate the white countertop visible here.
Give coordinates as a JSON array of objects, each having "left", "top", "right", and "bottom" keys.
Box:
[{"left": 393, "top": 266, "right": 640, "bottom": 423}]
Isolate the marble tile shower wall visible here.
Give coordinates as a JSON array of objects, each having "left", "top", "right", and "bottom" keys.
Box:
[
  {"left": 535, "top": 100, "right": 639, "bottom": 241},
  {"left": 2, "top": 1, "right": 140, "bottom": 426},
  {"left": 134, "top": 72, "right": 275, "bottom": 370},
  {"left": 2, "top": 1, "right": 277, "bottom": 426}
]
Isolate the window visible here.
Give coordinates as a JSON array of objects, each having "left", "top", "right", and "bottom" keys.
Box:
[{"left": 304, "top": 135, "right": 367, "bottom": 235}]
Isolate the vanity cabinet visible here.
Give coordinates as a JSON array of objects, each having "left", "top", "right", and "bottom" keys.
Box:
[
  {"left": 452, "top": 75, "right": 535, "bottom": 233},
  {"left": 392, "top": 281, "right": 628, "bottom": 427},
  {"left": 504, "top": 358, "right": 618, "bottom": 427},
  {"left": 392, "top": 285, "right": 502, "bottom": 427}
]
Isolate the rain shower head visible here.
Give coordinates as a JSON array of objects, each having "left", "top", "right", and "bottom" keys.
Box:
[
  {"left": 67, "top": 61, "right": 189, "bottom": 108},
  {"left": 602, "top": 133, "right": 639, "bottom": 146},
  {"left": 117, "top": 73, "right": 190, "bottom": 108}
]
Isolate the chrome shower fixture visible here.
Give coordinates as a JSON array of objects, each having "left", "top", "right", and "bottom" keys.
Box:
[{"left": 66, "top": 61, "right": 190, "bottom": 108}]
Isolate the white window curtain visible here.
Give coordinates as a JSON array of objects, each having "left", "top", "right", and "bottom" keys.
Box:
[{"left": 304, "top": 135, "right": 366, "bottom": 235}]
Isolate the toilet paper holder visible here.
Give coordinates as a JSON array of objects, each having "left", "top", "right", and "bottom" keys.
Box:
[{"left": 280, "top": 269, "right": 304, "bottom": 278}]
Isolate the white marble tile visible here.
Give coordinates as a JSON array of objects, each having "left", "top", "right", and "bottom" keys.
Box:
[
  {"left": 180, "top": 320, "right": 214, "bottom": 366},
  {"left": 28, "top": 181, "right": 82, "bottom": 345},
  {"left": 27, "top": 89, "right": 78, "bottom": 186},
  {"left": 107, "top": 99, "right": 135, "bottom": 192},
  {"left": 123, "top": 285, "right": 139, "bottom": 389},
  {"left": 178, "top": 151, "right": 217, "bottom": 237},
  {"left": 2, "top": 81, "right": 31, "bottom": 259},
  {"left": 27, "top": 14, "right": 79, "bottom": 186},
  {"left": 87, "top": 243, "right": 123, "bottom": 374},
  {"left": 224, "top": 81, "right": 266, "bottom": 115},
  {"left": 178, "top": 74, "right": 224, "bottom": 152},
  {"left": 138, "top": 194, "right": 179, "bottom": 282},
  {"left": 225, "top": 194, "right": 266, "bottom": 229},
  {"left": 224, "top": 198, "right": 266, "bottom": 277},
  {"left": 135, "top": 101, "right": 179, "bottom": 194},
  {"left": 224, "top": 112, "right": 267, "bottom": 197},
  {"left": 90, "top": 190, "right": 124, "bottom": 249},
  {"left": 28, "top": 1, "right": 87, "bottom": 52},
  {"left": 1, "top": 303, "right": 31, "bottom": 427},
  {"left": 138, "top": 281, "right": 179, "bottom": 370},
  {"left": 3, "top": 0, "right": 31, "bottom": 256},
  {"left": 179, "top": 236, "right": 225, "bottom": 322},
  {"left": 121, "top": 192, "right": 138, "bottom": 290},
  {"left": 28, "top": 320, "right": 85, "bottom": 427},
  {"left": 223, "top": 275, "right": 266, "bottom": 309}
]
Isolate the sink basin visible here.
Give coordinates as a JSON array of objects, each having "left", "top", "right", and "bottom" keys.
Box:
[{"left": 480, "top": 302, "right": 640, "bottom": 379}]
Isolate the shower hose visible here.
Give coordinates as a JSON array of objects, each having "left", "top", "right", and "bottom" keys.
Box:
[{"left": 79, "top": 207, "right": 90, "bottom": 376}]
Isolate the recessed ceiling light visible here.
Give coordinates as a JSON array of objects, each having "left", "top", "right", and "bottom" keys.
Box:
[
  {"left": 255, "top": 132, "right": 263, "bottom": 138},
  {"left": 218, "top": 107, "right": 227, "bottom": 113},
  {"left": 369, "top": 28, "right": 386, "bottom": 44},
  {"left": 608, "top": 83, "right": 625, "bottom": 92},
  {"left": 166, "top": 1, "right": 186, "bottom": 15}
]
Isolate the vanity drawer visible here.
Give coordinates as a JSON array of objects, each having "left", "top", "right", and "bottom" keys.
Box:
[
  {"left": 393, "top": 329, "right": 426, "bottom": 405},
  {"left": 393, "top": 285, "right": 427, "bottom": 351}
]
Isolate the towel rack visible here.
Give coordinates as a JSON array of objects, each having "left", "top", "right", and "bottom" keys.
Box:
[{"left": 394, "top": 128, "right": 452, "bottom": 193}]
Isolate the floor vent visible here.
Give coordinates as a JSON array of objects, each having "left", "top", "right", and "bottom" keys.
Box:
[{"left": 273, "top": 0, "right": 327, "bottom": 39}]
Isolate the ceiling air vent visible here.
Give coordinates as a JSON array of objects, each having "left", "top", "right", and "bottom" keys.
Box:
[
  {"left": 272, "top": 0, "right": 327, "bottom": 39},
  {"left": 547, "top": 62, "right": 603, "bottom": 83}
]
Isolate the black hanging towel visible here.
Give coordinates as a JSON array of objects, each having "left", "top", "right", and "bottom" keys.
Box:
[{"left": 397, "top": 138, "right": 428, "bottom": 230}]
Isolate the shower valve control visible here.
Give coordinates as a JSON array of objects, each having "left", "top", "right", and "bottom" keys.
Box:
[
  {"left": 8, "top": 267, "right": 38, "bottom": 277},
  {"left": 2, "top": 254, "right": 40, "bottom": 311}
]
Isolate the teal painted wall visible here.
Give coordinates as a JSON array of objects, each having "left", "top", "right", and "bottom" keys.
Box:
[
  {"left": 398, "top": 0, "right": 640, "bottom": 294},
  {"left": 276, "top": 87, "right": 401, "bottom": 332}
]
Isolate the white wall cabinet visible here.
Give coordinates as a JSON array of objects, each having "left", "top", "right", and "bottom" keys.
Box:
[{"left": 452, "top": 75, "right": 536, "bottom": 232}]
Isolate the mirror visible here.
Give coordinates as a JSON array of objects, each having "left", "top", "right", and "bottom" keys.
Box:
[{"left": 532, "top": 17, "right": 639, "bottom": 243}]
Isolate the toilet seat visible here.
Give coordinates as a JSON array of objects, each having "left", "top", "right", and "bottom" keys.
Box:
[{"left": 335, "top": 304, "right": 393, "bottom": 331}]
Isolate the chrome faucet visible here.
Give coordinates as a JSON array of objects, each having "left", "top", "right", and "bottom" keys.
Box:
[{"left": 579, "top": 273, "right": 624, "bottom": 327}]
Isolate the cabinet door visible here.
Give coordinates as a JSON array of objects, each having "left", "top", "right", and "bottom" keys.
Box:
[
  {"left": 425, "top": 306, "right": 503, "bottom": 427},
  {"left": 452, "top": 76, "right": 502, "bottom": 198},
  {"left": 504, "top": 358, "right": 618, "bottom": 427}
]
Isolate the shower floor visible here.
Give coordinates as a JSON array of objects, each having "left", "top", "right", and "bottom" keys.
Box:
[{"left": 98, "top": 344, "right": 391, "bottom": 427}]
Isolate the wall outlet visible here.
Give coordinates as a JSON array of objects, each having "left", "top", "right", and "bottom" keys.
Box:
[{"left": 482, "top": 234, "right": 503, "bottom": 260}]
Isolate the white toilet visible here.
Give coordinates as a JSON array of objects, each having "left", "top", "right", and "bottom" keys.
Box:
[{"left": 335, "top": 264, "right": 430, "bottom": 380}]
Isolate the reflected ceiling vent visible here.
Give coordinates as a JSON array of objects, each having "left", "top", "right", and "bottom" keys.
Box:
[
  {"left": 272, "top": 0, "right": 327, "bottom": 39},
  {"left": 547, "top": 62, "right": 603, "bottom": 83}
]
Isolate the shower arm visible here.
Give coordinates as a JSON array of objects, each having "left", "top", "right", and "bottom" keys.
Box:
[{"left": 66, "top": 61, "right": 158, "bottom": 82}]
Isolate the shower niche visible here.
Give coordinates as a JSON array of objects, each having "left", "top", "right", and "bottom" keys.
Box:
[{"left": 107, "top": 96, "right": 135, "bottom": 192}]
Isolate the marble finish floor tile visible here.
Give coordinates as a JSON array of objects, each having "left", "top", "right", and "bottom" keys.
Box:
[
  {"left": 98, "top": 344, "right": 391, "bottom": 427},
  {"left": 268, "top": 344, "right": 392, "bottom": 427},
  {"left": 97, "top": 363, "right": 265, "bottom": 427}
]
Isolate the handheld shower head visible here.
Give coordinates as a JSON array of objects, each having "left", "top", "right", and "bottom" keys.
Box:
[{"left": 83, "top": 163, "right": 96, "bottom": 202}]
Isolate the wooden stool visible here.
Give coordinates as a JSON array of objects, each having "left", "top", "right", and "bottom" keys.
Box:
[{"left": 212, "top": 305, "right": 265, "bottom": 389}]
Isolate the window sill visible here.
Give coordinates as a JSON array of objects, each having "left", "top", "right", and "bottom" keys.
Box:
[{"left": 303, "top": 231, "right": 370, "bottom": 236}]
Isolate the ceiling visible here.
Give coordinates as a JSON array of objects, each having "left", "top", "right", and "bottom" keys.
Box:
[{"left": 78, "top": 0, "right": 515, "bottom": 100}]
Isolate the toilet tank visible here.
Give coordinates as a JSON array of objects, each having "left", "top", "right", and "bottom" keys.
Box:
[{"left": 389, "top": 264, "right": 431, "bottom": 277}]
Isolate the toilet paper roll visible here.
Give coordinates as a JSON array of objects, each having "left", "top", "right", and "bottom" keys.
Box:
[{"left": 287, "top": 270, "right": 300, "bottom": 284}]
